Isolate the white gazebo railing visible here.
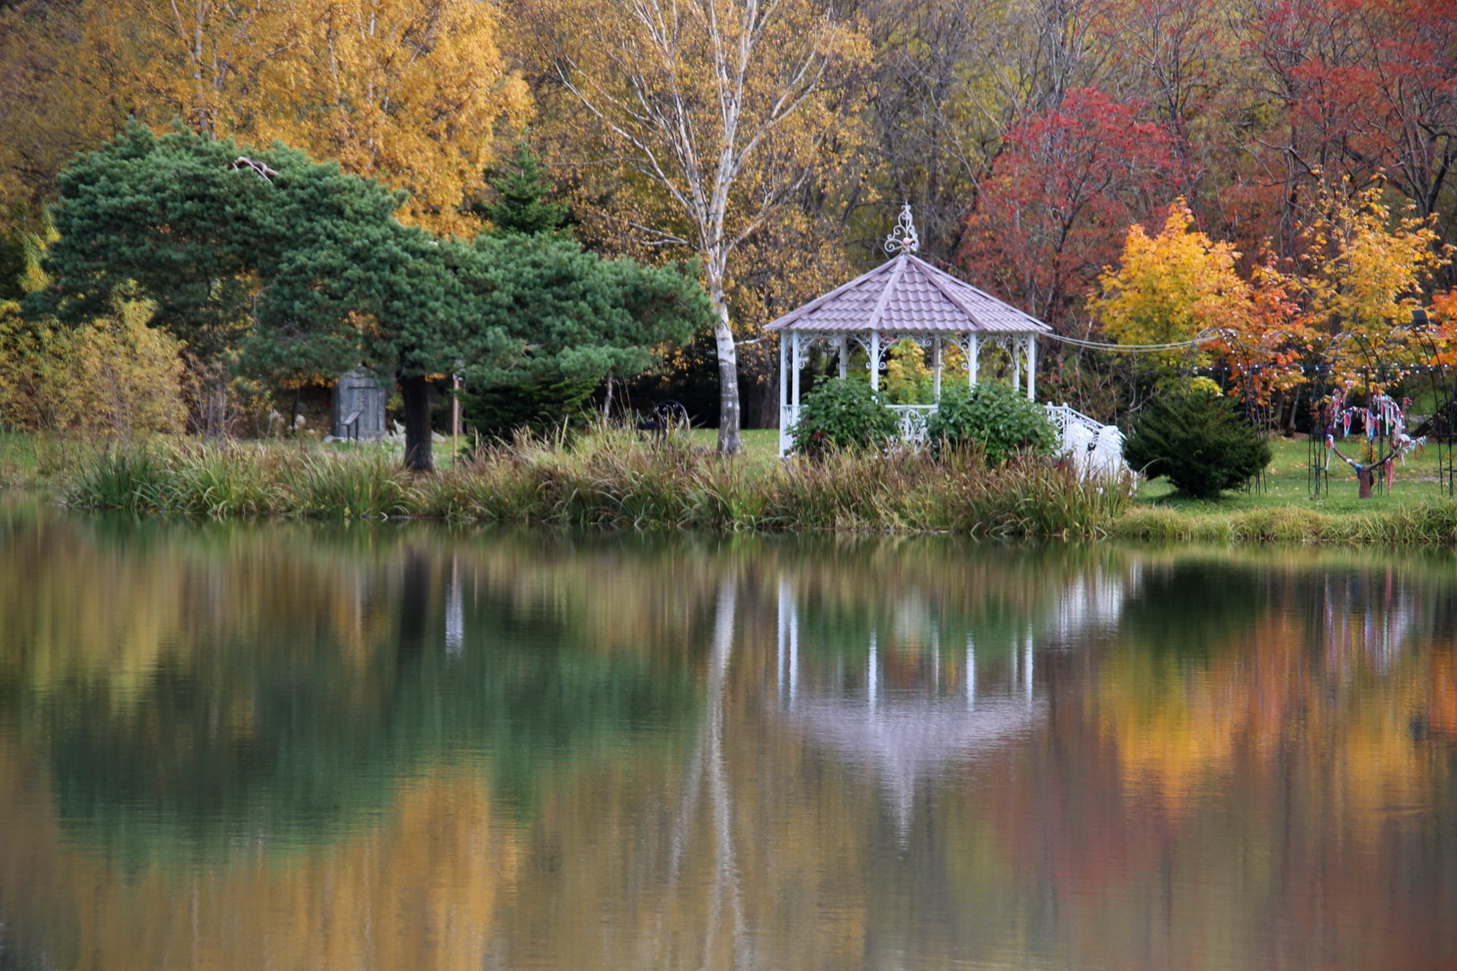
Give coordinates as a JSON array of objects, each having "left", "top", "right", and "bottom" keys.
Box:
[
  {"left": 890, "top": 404, "right": 938, "bottom": 444},
  {"left": 779, "top": 403, "right": 939, "bottom": 452},
  {"left": 1044, "top": 403, "right": 1127, "bottom": 477}
]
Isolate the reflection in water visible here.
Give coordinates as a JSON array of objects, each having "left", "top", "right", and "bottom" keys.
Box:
[
  {"left": 0, "top": 505, "right": 1454, "bottom": 970},
  {"left": 776, "top": 577, "right": 1050, "bottom": 834}
]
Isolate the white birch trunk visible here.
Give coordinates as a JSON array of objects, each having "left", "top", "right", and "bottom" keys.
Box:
[{"left": 707, "top": 264, "right": 741, "bottom": 454}]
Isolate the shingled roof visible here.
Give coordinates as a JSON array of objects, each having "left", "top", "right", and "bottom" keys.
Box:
[{"left": 765, "top": 252, "right": 1052, "bottom": 335}]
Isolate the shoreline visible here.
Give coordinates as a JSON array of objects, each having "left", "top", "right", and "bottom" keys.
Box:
[{"left": 13, "top": 430, "right": 1457, "bottom": 545}]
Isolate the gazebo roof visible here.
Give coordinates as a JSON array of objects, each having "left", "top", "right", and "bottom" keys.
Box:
[{"left": 765, "top": 251, "right": 1053, "bottom": 336}]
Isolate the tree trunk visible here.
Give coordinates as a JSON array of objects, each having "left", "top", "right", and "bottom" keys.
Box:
[
  {"left": 711, "top": 293, "right": 741, "bottom": 455},
  {"left": 400, "top": 373, "right": 434, "bottom": 471}
]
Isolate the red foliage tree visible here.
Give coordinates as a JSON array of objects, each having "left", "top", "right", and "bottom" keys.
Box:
[
  {"left": 1238, "top": 0, "right": 1457, "bottom": 268},
  {"left": 960, "top": 87, "right": 1184, "bottom": 331}
]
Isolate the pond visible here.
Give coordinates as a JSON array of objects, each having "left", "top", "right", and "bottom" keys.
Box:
[{"left": 0, "top": 496, "right": 1454, "bottom": 970}]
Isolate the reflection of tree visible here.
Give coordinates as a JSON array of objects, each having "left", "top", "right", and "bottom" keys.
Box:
[
  {"left": 494, "top": 544, "right": 1457, "bottom": 970},
  {"left": 0, "top": 748, "right": 520, "bottom": 971},
  {"left": 1116, "top": 559, "right": 1270, "bottom": 660},
  {"left": 0, "top": 509, "right": 704, "bottom": 867},
  {"left": 1065, "top": 561, "right": 1457, "bottom": 969},
  {"left": 8, "top": 500, "right": 1457, "bottom": 969}
]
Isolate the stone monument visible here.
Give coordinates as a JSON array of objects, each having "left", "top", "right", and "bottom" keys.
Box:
[{"left": 332, "top": 368, "right": 389, "bottom": 440}]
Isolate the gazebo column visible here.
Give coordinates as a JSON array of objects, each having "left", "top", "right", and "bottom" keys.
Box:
[
  {"left": 837, "top": 336, "right": 848, "bottom": 379},
  {"left": 778, "top": 333, "right": 789, "bottom": 455},
  {"left": 1026, "top": 335, "right": 1037, "bottom": 401},
  {"left": 792, "top": 332, "right": 804, "bottom": 419},
  {"left": 869, "top": 330, "right": 882, "bottom": 391},
  {"left": 932, "top": 337, "right": 943, "bottom": 399},
  {"left": 968, "top": 334, "right": 980, "bottom": 388},
  {"left": 1012, "top": 339, "right": 1021, "bottom": 394}
]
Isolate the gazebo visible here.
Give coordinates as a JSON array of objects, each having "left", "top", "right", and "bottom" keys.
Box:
[{"left": 766, "top": 205, "right": 1054, "bottom": 456}]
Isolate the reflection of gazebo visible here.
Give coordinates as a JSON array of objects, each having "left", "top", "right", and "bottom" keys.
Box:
[
  {"left": 766, "top": 206, "right": 1054, "bottom": 456},
  {"left": 774, "top": 579, "right": 1045, "bottom": 834}
]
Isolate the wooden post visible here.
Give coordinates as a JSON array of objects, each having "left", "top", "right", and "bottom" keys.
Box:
[{"left": 792, "top": 333, "right": 803, "bottom": 415}]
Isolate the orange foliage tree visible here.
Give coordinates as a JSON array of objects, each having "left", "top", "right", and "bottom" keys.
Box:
[{"left": 1090, "top": 198, "right": 1314, "bottom": 412}]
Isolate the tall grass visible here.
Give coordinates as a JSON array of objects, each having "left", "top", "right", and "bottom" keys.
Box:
[
  {"left": 65, "top": 443, "right": 408, "bottom": 520},
  {"left": 282, "top": 448, "right": 413, "bottom": 520},
  {"left": 57, "top": 429, "right": 1457, "bottom": 543},
  {"left": 63, "top": 427, "right": 1137, "bottom": 537},
  {"left": 65, "top": 447, "right": 168, "bottom": 513},
  {"left": 164, "top": 443, "right": 281, "bottom": 517}
]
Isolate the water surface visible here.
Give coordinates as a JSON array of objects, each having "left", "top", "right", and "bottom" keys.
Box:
[{"left": 0, "top": 497, "right": 1453, "bottom": 970}]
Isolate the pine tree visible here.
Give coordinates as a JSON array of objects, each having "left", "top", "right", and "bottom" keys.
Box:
[{"left": 475, "top": 143, "right": 570, "bottom": 236}]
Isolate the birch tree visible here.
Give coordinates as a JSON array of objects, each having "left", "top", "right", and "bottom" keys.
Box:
[{"left": 519, "top": 0, "right": 869, "bottom": 453}]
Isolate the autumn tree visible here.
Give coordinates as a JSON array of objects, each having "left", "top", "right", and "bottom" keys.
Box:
[
  {"left": 1208, "top": 257, "right": 1313, "bottom": 425},
  {"left": 0, "top": 0, "right": 530, "bottom": 235},
  {"left": 1092, "top": 198, "right": 1250, "bottom": 351},
  {"left": 40, "top": 126, "right": 712, "bottom": 468},
  {"left": 1091, "top": 198, "right": 1314, "bottom": 420},
  {"left": 847, "top": 0, "right": 1005, "bottom": 262},
  {"left": 1232, "top": 0, "right": 1457, "bottom": 264},
  {"left": 516, "top": 0, "right": 870, "bottom": 453},
  {"left": 0, "top": 298, "right": 188, "bottom": 438},
  {"left": 961, "top": 87, "right": 1184, "bottom": 331},
  {"left": 253, "top": 0, "right": 531, "bottom": 234},
  {"left": 1297, "top": 178, "right": 1450, "bottom": 379}
]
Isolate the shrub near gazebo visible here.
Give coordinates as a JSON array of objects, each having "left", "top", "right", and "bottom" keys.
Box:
[
  {"left": 1124, "top": 383, "right": 1270, "bottom": 498},
  {"left": 925, "top": 383, "right": 1058, "bottom": 464},
  {"left": 789, "top": 379, "right": 900, "bottom": 456}
]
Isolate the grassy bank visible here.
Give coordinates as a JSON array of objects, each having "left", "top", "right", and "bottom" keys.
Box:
[
  {"left": 1116, "top": 437, "right": 1457, "bottom": 544},
  {"left": 58, "top": 426, "right": 1132, "bottom": 539},
  {"left": 1112, "top": 503, "right": 1457, "bottom": 545},
  {"left": 21, "top": 427, "right": 1457, "bottom": 544}
]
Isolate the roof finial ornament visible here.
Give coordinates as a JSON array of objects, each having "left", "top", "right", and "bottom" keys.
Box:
[{"left": 884, "top": 202, "right": 920, "bottom": 256}]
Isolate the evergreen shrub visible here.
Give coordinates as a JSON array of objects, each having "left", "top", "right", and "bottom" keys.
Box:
[
  {"left": 790, "top": 378, "right": 899, "bottom": 455},
  {"left": 1124, "top": 384, "right": 1271, "bottom": 498},
  {"left": 924, "top": 382, "right": 1058, "bottom": 464}
]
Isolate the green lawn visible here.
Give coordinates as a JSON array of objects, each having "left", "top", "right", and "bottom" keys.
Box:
[
  {"left": 699, "top": 426, "right": 1457, "bottom": 522},
  {"left": 1132, "top": 436, "right": 1457, "bottom": 515},
  {"left": 689, "top": 427, "right": 781, "bottom": 465}
]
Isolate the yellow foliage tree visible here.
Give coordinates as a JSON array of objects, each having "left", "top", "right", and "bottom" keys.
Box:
[
  {"left": 1092, "top": 199, "right": 1318, "bottom": 411},
  {"left": 0, "top": 297, "right": 187, "bottom": 439},
  {"left": 0, "top": 0, "right": 530, "bottom": 235},
  {"left": 1298, "top": 178, "right": 1451, "bottom": 380},
  {"left": 1091, "top": 198, "right": 1252, "bottom": 357},
  {"left": 255, "top": 0, "right": 531, "bottom": 234}
]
